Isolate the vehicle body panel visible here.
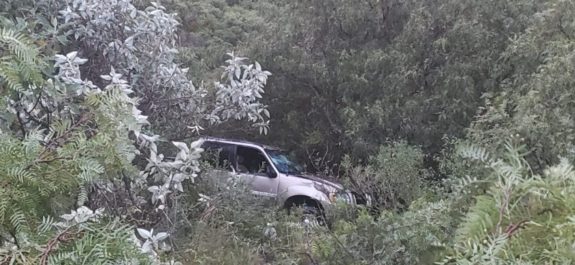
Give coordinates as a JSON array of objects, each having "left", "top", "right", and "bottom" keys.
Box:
[{"left": 199, "top": 137, "right": 366, "bottom": 211}]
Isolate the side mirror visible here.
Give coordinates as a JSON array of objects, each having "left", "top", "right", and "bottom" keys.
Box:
[{"left": 266, "top": 164, "right": 277, "bottom": 178}]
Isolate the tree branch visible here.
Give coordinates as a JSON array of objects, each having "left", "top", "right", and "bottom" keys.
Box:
[
  {"left": 44, "top": 113, "right": 92, "bottom": 151},
  {"left": 15, "top": 111, "right": 27, "bottom": 137},
  {"left": 39, "top": 226, "right": 76, "bottom": 265}
]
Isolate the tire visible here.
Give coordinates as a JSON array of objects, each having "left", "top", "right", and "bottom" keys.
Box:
[{"left": 287, "top": 200, "right": 326, "bottom": 227}]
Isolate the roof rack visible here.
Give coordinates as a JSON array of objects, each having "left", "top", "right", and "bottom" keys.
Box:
[{"left": 198, "top": 136, "right": 280, "bottom": 150}]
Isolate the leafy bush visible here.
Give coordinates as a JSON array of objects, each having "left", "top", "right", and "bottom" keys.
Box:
[
  {"left": 468, "top": 0, "right": 575, "bottom": 172},
  {"left": 343, "top": 141, "right": 432, "bottom": 211},
  {"left": 3, "top": 0, "right": 575, "bottom": 264},
  {"left": 0, "top": 0, "right": 272, "bottom": 263},
  {"left": 170, "top": 170, "right": 315, "bottom": 265},
  {"left": 1, "top": 208, "right": 150, "bottom": 264},
  {"left": 175, "top": 223, "right": 262, "bottom": 265},
  {"left": 440, "top": 143, "right": 575, "bottom": 264},
  {"left": 311, "top": 199, "right": 455, "bottom": 265}
]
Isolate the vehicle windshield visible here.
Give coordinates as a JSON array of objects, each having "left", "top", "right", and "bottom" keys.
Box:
[{"left": 265, "top": 149, "right": 303, "bottom": 175}]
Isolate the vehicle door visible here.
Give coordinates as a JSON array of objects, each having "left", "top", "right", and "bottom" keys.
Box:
[
  {"left": 200, "top": 141, "right": 237, "bottom": 184},
  {"left": 234, "top": 145, "right": 279, "bottom": 198}
]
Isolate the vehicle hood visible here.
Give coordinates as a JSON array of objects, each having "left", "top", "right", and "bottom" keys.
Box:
[{"left": 291, "top": 174, "right": 344, "bottom": 191}]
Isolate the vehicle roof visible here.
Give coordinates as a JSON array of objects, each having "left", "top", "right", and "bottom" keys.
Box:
[{"left": 199, "top": 136, "right": 281, "bottom": 150}]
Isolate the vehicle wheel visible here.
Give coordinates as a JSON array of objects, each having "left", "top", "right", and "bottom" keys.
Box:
[
  {"left": 302, "top": 204, "right": 324, "bottom": 227},
  {"left": 287, "top": 200, "right": 326, "bottom": 227}
]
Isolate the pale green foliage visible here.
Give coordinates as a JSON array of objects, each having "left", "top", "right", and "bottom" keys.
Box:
[
  {"left": 443, "top": 144, "right": 575, "bottom": 264},
  {"left": 59, "top": 0, "right": 271, "bottom": 138},
  {"left": 170, "top": 0, "right": 266, "bottom": 80},
  {"left": 343, "top": 141, "right": 431, "bottom": 211},
  {"left": 0, "top": 134, "right": 75, "bottom": 235},
  {"left": 210, "top": 53, "right": 271, "bottom": 134},
  {"left": 0, "top": 0, "right": 274, "bottom": 262},
  {"left": 176, "top": 223, "right": 262, "bottom": 264},
  {"left": 311, "top": 200, "right": 454, "bottom": 265},
  {"left": 469, "top": 0, "right": 575, "bottom": 171},
  {"left": 1, "top": 206, "right": 151, "bottom": 264},
  {"left": 171, "top": 171, "right": 312, "bottom": 265},
  {"left": 4, "top": 0, "right": 575, "bottom": 264},
  {"left": 138, "top": 138, "right": 205, "bottom": 209},
  {"left": 0, "top": 1, "right": 272, "bottom": 263},
  {"left": 0, "top": 28, "right": 43, "bottom": 92},
  {"left": 453, "top": 195, "right": 498, "bottom": 243},
  {"left": 238, "top": 0, "right": 542, "bottom": 170},
  {"left": 0, "top": 40, "right": 154, "bottom": 262},
  {"left": 0, "top": 26, "right": 141, "bottom": 242}
]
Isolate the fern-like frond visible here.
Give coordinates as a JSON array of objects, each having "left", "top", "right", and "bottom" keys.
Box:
[
  {"left": 457, "top": 144, "right": 492, "bottom": 164},
  {"left": 455, "top": 195, "right": 499, "bottom": 243},
  {"left": 38, "top": 215, "right": 56, "bottom": 234},
  {"left": 77, "top": 184, "right": 88, "bottom": 207},
  {"left": 50, "top": 118, "right": 72, "bottom": 137},
  {"left": 9, "top": 209, "right": 27, "bottom": 233},
  {"left": 544, "top": 157, "right": 575, "bottom": 182},
  {"left": 0, "top": 197, "right": 8, "bottom": 223},
  {"left": 0, "top": 61, "right": 25, "bottom": 91},
  {"left": 0, "top": 28, "right": 39, "bottom": 64},
  {"left": 7, "top": 166, "right": 34, "bottom": 184},
  {"left": 47, "top": 251, "right": 78, "bottom": 265},
  {"left": 0, "top": 28, "right": 44, "bottom": 92}
]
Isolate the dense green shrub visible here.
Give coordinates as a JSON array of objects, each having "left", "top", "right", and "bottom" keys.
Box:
[
  {"left": 0, "top": 0, "right": 271, "bottom": 263},
  {"left": 439, "top": 143, "right": 575, "bottom": 264},
  {"left": 171, "top": 171, "right": 316, "bottom": 265},
  {"left": 468, "top": 0, "right": 575, "bottom": 173},
  {"left": 311, "top": 200, "right": 454, "bottom": 265},
  {"left": 1, "top": 213, "right": 150, "bottom": 264},
  {"left": 342, "top": 142, "right": 432, "bottom": 211},
  {"left": 2, "top": 0, "right": 575, "bottom": 264}
]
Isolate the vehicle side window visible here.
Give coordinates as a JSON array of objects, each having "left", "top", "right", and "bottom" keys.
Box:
[
  {"left": 236, "top": 146, "right": 270, "bottom": 175},
  {"left": 201, "top": 141, "right": 234, "bottom": 171}
]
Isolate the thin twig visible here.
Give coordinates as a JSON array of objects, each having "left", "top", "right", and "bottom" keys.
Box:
[
  {"left": 21, "top": 94, "right": 49, "bottom": 128},
  {"left": 504, "top": 219, "right": 528, "bottom": 238},
  {"left": 40, "top": 113, "right": 92, "bottom": 157},
  {"left": 495, "top": 187, "right": 511, "bottom": 234},
  {"left": 39, "top": 226, "right": 74, "bottom": 265},
  {"left": 24, "top": 155, "right": 73, "bottom": 170}
]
